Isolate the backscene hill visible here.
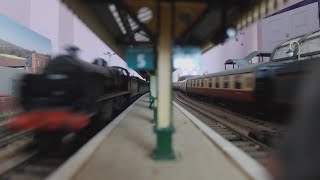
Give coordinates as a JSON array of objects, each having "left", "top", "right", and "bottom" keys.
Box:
[{"left": 0, "top": 38, "right": 50, "bottom": 58}]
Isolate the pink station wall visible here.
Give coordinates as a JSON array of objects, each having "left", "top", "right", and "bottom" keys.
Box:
[
  {"left": 172, "top": 0, "right": 304, "bottom": 81},
  {"left": 201, "top": 0, "right": 304, "bottom": 75},
  {"left": 201, "top": 23, "right": 259, "bottom": 74}
]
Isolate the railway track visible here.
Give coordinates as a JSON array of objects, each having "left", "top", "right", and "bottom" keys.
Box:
[
  {"left": 0, "top": 114, "right": 56, "bottom": 180},
  {"left": 0, "top": 132, "right": 85, "bottom": 180},
  {"left": 0, "top": 114, "right": 11, "bottom": 121},
  {"left": 174, "top": 93, "right": 276, "bottom": 165},
  {"left": 0, "top": 113, "right": 29, "bottom": 148},
  {"left": 175, "top": 92, "right": 285, "bottom": 146},
  {"left": 0, "top": 113, "right": 34, "bottom": 149},
  {"left": 0, "top": 149, "right": 70, "bottom": 180},
  {"left": 0, "top": 112, "right": 19, "bottom": 123},
  {"left": 0, "top": 120, "right": 34, "bottom": 162},
  {"left": 0, "top": 130, "right": 33, "bottom": 149}
]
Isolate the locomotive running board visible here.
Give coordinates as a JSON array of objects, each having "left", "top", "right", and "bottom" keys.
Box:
[{"left": 97, "top": 91, "right": 130, "bottom": 102}]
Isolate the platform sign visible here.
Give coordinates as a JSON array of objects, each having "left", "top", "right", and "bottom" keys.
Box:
[
  {"left": 126, "top": 48, "right": 154, "bottom": 70},
  {"left": 173, "top": 46, "right": 201, "bottom": 74}
]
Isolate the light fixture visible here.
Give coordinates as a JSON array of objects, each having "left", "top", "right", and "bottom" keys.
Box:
[
  {"left": 103, "top": 52, "right": 116, "bottom": 66},
  {"left": 286, "top": 48, "right": 294, "bottom": 57},
  {"left": 286, "top": 41, "right": 301, "bottom": 60},
  {"left": 226, "top": 27, "right": 238, "bottom": 38},
  {"left": 137, "top": 7, "right": 153, "bottom": 23},
  {"left": 108, "top": 4, "right": 127, "bottom": 34}
]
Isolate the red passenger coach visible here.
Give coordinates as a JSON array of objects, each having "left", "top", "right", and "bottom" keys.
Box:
[
  {"left": 187, "top": 87, "right": 255, "bottom": 102},
  {"left": 185, "top": 65, "right": 258, "bottom": 103}
]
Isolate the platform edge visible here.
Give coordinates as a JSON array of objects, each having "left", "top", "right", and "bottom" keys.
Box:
[
  {"left": 46, "top": 94, "right": 148, "bottom": 180},
  {"left": 173, "top": 101, "right": 272, "bottom": 180}
]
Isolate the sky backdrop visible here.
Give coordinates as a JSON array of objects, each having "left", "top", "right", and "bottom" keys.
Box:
[{"left": 0, "top": 13, "right": 51, "bottom": 55}]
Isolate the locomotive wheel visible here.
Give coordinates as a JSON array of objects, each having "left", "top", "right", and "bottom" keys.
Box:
[
  {"left": 92, "top": 100, "right": 114, "bottom": 130},
  {"left": 113, "top": 95, "right": 129, "bottom": 115},
  {"left": 100, "top": 100, "right": 113, "bottom": 123},
  {"left": 34, "top": 131, "right": 64, "bottom": 151}
]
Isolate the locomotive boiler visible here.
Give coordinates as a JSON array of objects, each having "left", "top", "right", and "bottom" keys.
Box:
[{"left": 7, "top": 48, "right": 149, "bottom": 144}]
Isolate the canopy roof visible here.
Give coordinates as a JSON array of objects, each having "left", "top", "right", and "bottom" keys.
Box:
[
  {"left": 225, "top": 59, "right": 252, "bottom": 66},
  {"left": 225, "top": 51, "right": 271, "bottom": 66},
  {"left": 62, "top": 0, "right": 289, "bottom": 79}
]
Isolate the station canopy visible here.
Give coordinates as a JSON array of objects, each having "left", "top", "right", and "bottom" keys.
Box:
[
  {"left": 63, "top": 0, "right": 289, "bottom": 79},
  {"left": 225, "top": 59, "right": 251, "bottom": 67},
  {"left": 242, "top": 51, "right": 271, "bottom": 61},
  {"left": 225, "top": 51, "right": 271, "bottom": 67}
]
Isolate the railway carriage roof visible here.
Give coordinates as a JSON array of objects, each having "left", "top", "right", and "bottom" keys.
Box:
[
  {"left": 271, "top": 29, "right": 320, "bottom": 61},
  {"left": 188, "top": 63, "right": 262, "bottom": 80},
  {"left": 225, "top": 51, "right": 271, "bottom": 66},
  {"left": 224, "top": 59, "right": 251, "bottom": 66}
]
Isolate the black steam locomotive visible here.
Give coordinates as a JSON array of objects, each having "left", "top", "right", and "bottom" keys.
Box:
[{"left": 8, "top": 48, "right": 149, "bottom": 144}]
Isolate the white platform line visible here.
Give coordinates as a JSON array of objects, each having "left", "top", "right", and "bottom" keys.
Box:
[
  {"left": 47, "top": 95, "right": 147, "bottom": 180},
  {"left": 173, "top": 101, "right": 272, "bottom": 180}
]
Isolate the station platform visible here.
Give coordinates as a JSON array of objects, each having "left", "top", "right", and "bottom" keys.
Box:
[{"left": 47, "top": 94, "right": 271, "bottom": 180}]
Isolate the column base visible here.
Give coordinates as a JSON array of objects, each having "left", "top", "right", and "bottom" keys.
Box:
[{"left": 152, "top": 126, "right": 175, "bottom": 160}]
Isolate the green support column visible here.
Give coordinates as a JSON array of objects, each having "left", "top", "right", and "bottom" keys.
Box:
[
  {"left": 152, "top": 2, "right": 175, "bottom": 160},
  {"left": 149, "top": 75, "right": 157, "bottom": 110},
  {"left": 149, "top": 75, "right": 157, "bottom": 126}
]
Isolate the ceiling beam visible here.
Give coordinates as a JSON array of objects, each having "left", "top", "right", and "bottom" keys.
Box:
[
  {"left": 114, "top": 2, "right": 136, "bottom": 44},
  {"left": 63, "top": 0, "right": 125, "bottom": 58}
]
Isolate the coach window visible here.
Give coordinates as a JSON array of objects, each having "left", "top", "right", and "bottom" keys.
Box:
[
  {"left": 223, "top": 76, "right": 229, "bottom": 88},
  {"left": 215, "top": 77, "right": 220, "bottom": 88},
  {"left": 208, "top": 78, "right": 213, "bottom": 88},
  {"left": 201, "top": 79, "right": 204, "bottom": 87},
  {"left": 245, "top": 76, "right": 254, "bottom": 89},
  {"left": 235, "top": 75, "right": 241, "bottom": 89}
]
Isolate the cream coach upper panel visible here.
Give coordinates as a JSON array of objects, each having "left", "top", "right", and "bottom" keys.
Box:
[{"left": 187, "top": 73, "right": 255, "bottom": 91}]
